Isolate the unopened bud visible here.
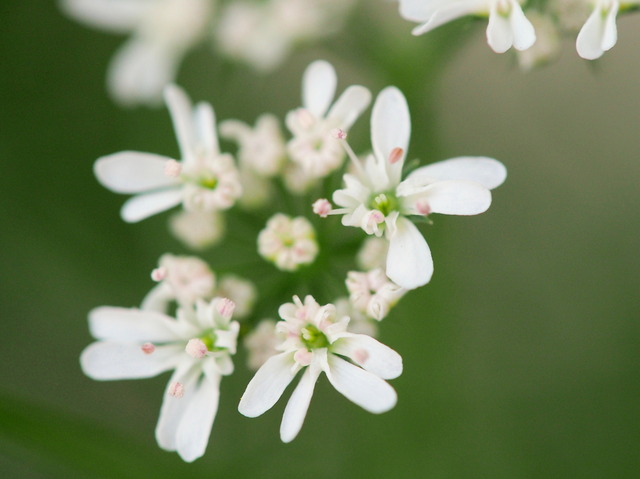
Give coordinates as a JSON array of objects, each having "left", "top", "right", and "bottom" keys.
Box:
[
  {"left": 185, "top": 338, "right": 208, "bottom": 359},
  {"left": 217, "top": 298, "right": 236, "bottom": 319},
  {"left": 151, "top": 267, "right": 167, "bottom": 282}
]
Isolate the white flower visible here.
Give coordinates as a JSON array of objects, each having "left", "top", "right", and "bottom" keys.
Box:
[
  {"left": 142, "top": 254, "right": 216, "bottom": 312},
  {"left": 243, "top": 319, "right": 282, "bottom": 370},
  {"left": 236, "top": 169, "right": 274, "bottom": 210},
  {"left": 217, "top": 275, "right": 257, "bottom": 319},
  {"left": 399, "top": 0, "right": 536, "bottom": 53},
  {"left": 80, "top": 298, "right": 240, "bottom": 462},
  {"left": 575, "top": 0, "right": 639, "bottom": 59},
  {"left": 334, "top": 297, "right": 379, "bottom": 337},
  {"left": 346, "top": 269, "right": 406, "bottom": 321},
  {"left": 329, "top": 87, "right": 507, "bottom": 289},
  {"left": 257, "top": 214, "right": 319, "bottom": 271},
  {"left": 94, "top": 85, "right": 242, "bottom": 223},
  {"left": 219, "top": 114, "right": 286, "bottom": 178},
  {"left": 285, "top": 60, "right": 371, "bottom": 180},
  {"left": 238, "top": 295, "right": 402, "bottom": 442},
  {"left": 169, "top": 209, "right": 225, "bottom": 250},
  {"left": 61, "top": 0, "right": 212, "bottom": 106}
]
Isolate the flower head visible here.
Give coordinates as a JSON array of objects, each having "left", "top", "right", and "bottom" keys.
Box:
[
  {"left": 94, "top": 85, "right": 242, "bottom": 223},
  {"left": 238, "top": 295, "right": 402, "bottom": 442},
  {"left": 329, "top": 87, "right": 506, "bottom": 289},
  {"left": 258, "top": 214, "right": 319, "bottom": 271},
  {"left": 346, "top": 269, "right": 406, "bottom": 321},
  {"left": 80, "top": 298, "right": 240, "bottom": 462},
  {"left": 399, "top": 0, "right": 536, "bottom": 53},
  {"left": 285, "top": 60, "right": 371, "bottom": 182}
]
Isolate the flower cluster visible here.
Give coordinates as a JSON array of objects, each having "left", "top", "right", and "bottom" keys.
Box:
[
  {"left": 397, "top": 0, "right": 640, "bottom": 63},
  {"left": 82, "top": 59, "right": 506, "bottom": 461}
]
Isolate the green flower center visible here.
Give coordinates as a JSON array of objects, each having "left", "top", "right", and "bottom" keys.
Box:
[
  {"left": 300, "top": 324, "right": 329, "bottom": 350},
  {"left": 198, "top": 175, "right": 218, "bottom": 190},
  {"left": 199, "top": 329, "right": 224, "bottom": 352},
  {"left": 368, "top": 191, "right": 399, "bottom": 216}
]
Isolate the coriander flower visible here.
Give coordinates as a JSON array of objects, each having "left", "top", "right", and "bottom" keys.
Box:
[
  {"left": 399, "top": 0, "right": 536, "bottom": 53},
  {"left": 575, "top": 0, "right": 639, "bottom": 59},
  {"left": 238, "top": 295, "right": 402, "bottom": 442},
  {"left": 94, "top": 85, "right": 242, "bottom": 223},
  {"left": 169, "top": 209, "right": 225, "bottom": 250},
  {"left": 80, "top": 298, "right": 240, "bottom": 462},
  {"left": 257, "top": 214, "right": 319, "bottom": 271},
  {"left": 61, "top": 0, "right": 212, "bottom": 106},
  {"left": 346, "top": 269, "right": 406, "bottom": 321},
  {"left": 285, "top": 60, "right": 371, "bottom": 181},
  {"left": 327, "top": 87, "right": 506, "bottom": 289}
]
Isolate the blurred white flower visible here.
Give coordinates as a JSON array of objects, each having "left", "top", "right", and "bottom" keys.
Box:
[
  {"left": 80, "top": 298, "right": 239, "bottom": 462},
  {"left": 346, "top": 269, "right": 406, "bottom": 321},
  {"left": 217, "top": 275, "right": 257, "bottom": 319},
  {"left": 399, "top": 0, "right": 536, "bottom": 53},
  {"left": 236, "top": 168, "right": 275, "bottom": 210},
  {"left": 334, "top": 297, "right": 379, "bottom": 337},
  {"left": 61, "top": 0, "right": 213, "bottom": 106},
  {"left": 356, "top": 237, "right": 389, "bottom": 271},
  {"left": 94, "top": 85, "right": 242, "bottom": 223},
  {"left": 142, "top": 254, "right": 216, "bottom": 312},
  {"left": 219, "top": 114, "right": 286, "bottom": 178},
  {"left": 329, "top": 87, "right": 506, "bottom": 289},
  {"left": 238, "top": 295, "right": 402, "bottom": 442},
  {"left": 169, "top": 209, "right": 225, "bottom": 250},
  {"left": 285, "top": 60, "right": 371, "bottom": 181},
  {"left": 243, "top": 319, "right": 282, "bottom": 370},
  {"left": 258, "top": 214, "right": 319, "bottom": 271}
]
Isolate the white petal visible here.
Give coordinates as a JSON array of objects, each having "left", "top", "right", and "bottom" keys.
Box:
[
  {"left": 509, "top": 1, "right": 536, "bottom": 51},
  {"left": 324, "top": 355, "right": 397, "bottom": 413},
  {"left": 602, "top": 2, "right": 619, "bottom": 52},
  {"left": 410, "top": 0, "right": 484, "bottom": 35},
  {"left": 94, "top": 151, "right": 178, "bottom": 194},
  {"left": 327, "top": 85, "right": 372, "bottom": 130},
  {"left": 576, "top": 3, "right": 617, "bottom": 60},
  {"left": 108, "top": 40, "right": 177, "bottom": 106},
  {"left": 386, "top": 217, "right": 432, "bottom": 289},
  {"left": 403, "top": 180, "right": 492, "bottom": 216},
  {"left": 194, "top": 102, "right": 220, "bottom": 156},
  {"left": 80, "top": 342, "right": 183, "bottom": 380},
  {"left": 487, "top": 8, "right": 513, "bottom": 53},
  {"left": 331, "top": 334, "right": 403, "bottom": 380},
  {"left": 371, "top": 87, "right": 410, "bottom": 186},
  {"left": 140, "top": 283, "right": 173, "bottom": 313},
  {"left": 280, "top": 359, "right": 322, "bottom": 443},
  {"left": 407, "top": 156, "right": 506, "bottom": 189},
  {"left": 238, "top": 352, "right": 297, "bottom": 417},
  {"left": 399, "top": 0, "right": 449, "bottom": 21},
  {"left": 302, "top": 60, "right": 337, "bottom": 119},
  {"left": 155, "top": 361, "right": 198, "bottom": 452},
  {"left": 89, "top": 306, "right": 186, "bottom": 342},
  {"left": 175, "top": 361, "right": 221, "bottom": 462},
  {"left": 164, "top": 84, "right": 196, "bottom": 161},
  {"left": 120, "top": 188, "right": 183, "bottom": 223},
  {"left": 61, "top": 0, "right": 150, "bottom": 33}
]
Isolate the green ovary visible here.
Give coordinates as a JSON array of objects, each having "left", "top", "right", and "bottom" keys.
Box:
[
  {"left": 300, "top": 324, "right": 329, "bottom": 350},
  {"left": 198, "top": 175, "right": 218, "bottom": 190},
  {"left": 368, "top": 191, "right": 399, "bottom": 216}
]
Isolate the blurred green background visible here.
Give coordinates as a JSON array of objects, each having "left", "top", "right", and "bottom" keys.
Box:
[{"left": 1, "top": 2, "right": 639, "bottom": 478}]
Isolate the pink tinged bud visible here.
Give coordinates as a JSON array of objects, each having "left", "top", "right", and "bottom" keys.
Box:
[
  {"left": 294, "top": 349, "right": 313, "bottom": 366},
  {"left": 368, "top": 210, "right": 385, "bottom": 226},
  {"left": 185, "top": 338, "right": 208, "bottom": 359},
  {"left": 416, "top": 200, "right": 432, "bottom": 216},
  {"left": 164, "top": 159, "right": 182, "bottom": 177},
  {"left": 312, "top": 198, "right": 332, "bottom": 218},
  {"left": 353, "top": 348, "right": 370, "bottom": 365},
  {"left": 296, "top": 109, "right": 315, "bottom": 129},
  {"left": 216, "top": 298, "right": 236, "bottom": 319},
  {"left": 141, "top": 342, "right": 155, "bottom": 354},
  {"left": 151, "top": 267, "right": 167, "bottom": 282},
  {"left": 388, "top": 147, "right": 404, "bottom": 164},
  {"left": 331, "top": 128, "right": 347, "bottom": 140},
  {"left": 168, "top": 381, "right": 184, "bottom": 398}
]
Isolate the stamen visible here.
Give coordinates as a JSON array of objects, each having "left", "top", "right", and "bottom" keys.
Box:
[
  {"left": 416, "top": 200, "right": 432, "bottom": 216},
  {"left": 185, "top": 338, "right": 208, "bottom": 359},
  {"left": 336, "top": 135, "right": 366, "bottom": 179},
  {"left": 151, "top": 267, "right": 167, "bottom": 282},
  {"left": 168, "top": 381, "right": 184, "bottom": 398},
  {"left": 216, "top": 298, "right": 236, "bottom": 319},
  {"left": 164, "top": 159, "right": 182, "bottom": 177},
  {"left": 141, "top": 342, "right": 155, "bottom": 354},
  {"left": 331, "top": 128, "right": 347, "bottom": 140},
  {"left": 312, "top": 198, "right": 332, "bottom": 218},
  {"left": 387, "top": 147, "right": 404, "bottom": 164}
]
